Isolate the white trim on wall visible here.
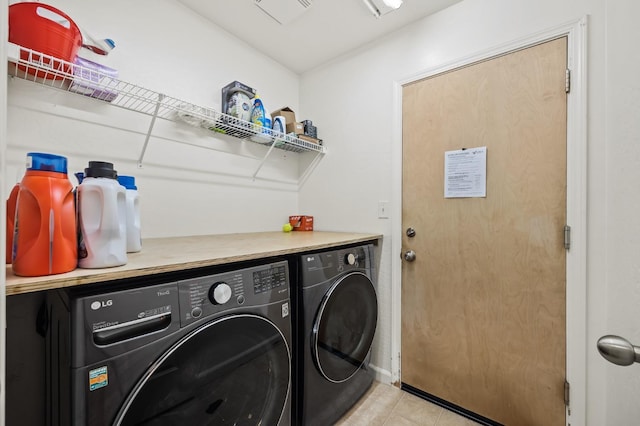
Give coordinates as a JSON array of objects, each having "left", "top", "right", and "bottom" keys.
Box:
[{"left": 390, "top": 17, "right": 588, "bottom": 426}]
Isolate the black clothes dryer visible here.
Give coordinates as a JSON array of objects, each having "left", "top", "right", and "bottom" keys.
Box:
[
  {"left": 293, "top": 244, "right": 378, "bottom": 426},
  {"left": 46, "top": 260, "right": 292, "bottom": 426}
]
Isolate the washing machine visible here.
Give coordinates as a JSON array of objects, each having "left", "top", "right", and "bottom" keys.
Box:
[
  {"left": 45, "top": 260, "right": 292, "bottom": 426},
  {"left": 293, "top": 243, "right": 378, "bottom": 426}
]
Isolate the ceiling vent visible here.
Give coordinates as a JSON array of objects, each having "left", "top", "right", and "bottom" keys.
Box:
[
  {"left": 254, "top": 0, "right": 313, "bottom": 25},
  {"left": 362, "top": 0, "right": 403, "bottom": 18}
]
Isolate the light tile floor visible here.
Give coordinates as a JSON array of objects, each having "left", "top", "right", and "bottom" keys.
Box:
[{"left": 335, "top": 382, "right": 479, "bottom": 426}]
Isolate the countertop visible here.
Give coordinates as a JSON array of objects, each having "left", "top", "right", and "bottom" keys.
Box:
[{"left": 5, "top": 231, "right": 382, "bottom": 296}]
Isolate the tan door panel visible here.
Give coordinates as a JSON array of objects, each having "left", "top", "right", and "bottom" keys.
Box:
[{"left": 401, "top": 37, "right": 567, "bottom": 426}]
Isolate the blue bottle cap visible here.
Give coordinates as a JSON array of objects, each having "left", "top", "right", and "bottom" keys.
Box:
[
  {"left": 27, "top": 152, "right": 67, "bottom": 174},
  {"left": 75, "top": 172, "right": 84, "bottom": 184},
  {"left": 117, "top": 175, "right": 137, "bottom": 190}
]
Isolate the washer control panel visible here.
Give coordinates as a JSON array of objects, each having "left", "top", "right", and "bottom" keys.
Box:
[
  {"left": 252, "top": 264, "right": 288, "bottom": 294},
  {"left": 178, "top": 261, "right": 289, "bottom": 327},
  {"left": 78, "top": 282, "right": 180, "bottom": 348}
]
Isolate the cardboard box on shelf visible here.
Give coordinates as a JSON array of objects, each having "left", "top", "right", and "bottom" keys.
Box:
[
  {"left": 297, "top": 134, "right": 323, "bottom": 145},
  {"left": 271, "top": 106, "right": 296, "bottom": 123},
  {"left": 292, "top": 122, "right": 304, "bottom": 135},
  {"left": 271, "top": 107, "right": 301, "bottom": 133},
  {"left": 289, "top": 215, "right": 314, "bottom": 231}
]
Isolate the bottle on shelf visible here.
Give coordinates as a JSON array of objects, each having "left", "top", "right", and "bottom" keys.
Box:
[
  {"left": 12, "top": 152, "right": 77, "bottom": 276},
  {"left": 117, "top": 175, "right": 142, "bottom": 253},
  {"left": 77, "top": 161, "right": 127, "bottom": 268},
  {"left": 249, "top": 95, "right": 272, "bottom": 143}
]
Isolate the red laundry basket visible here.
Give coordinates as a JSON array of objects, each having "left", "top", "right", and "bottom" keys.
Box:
[{"left": 9, "top": 2, "right": 82, "bottom": 80}]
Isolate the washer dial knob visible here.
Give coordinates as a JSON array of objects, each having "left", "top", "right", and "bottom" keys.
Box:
[
  {"left": 345, "top": 253, "right": 357, "bottom": 265},
  {"left": 209, "top": 282, "right": 232, "bottom": 305}
]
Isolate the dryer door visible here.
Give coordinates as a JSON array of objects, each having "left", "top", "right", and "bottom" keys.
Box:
[
  {"left": 114, "top": 314, "right": 290, "bottom": 425},
  {"left": 312, "top": 272, "right": 378, "bottom": 383}
]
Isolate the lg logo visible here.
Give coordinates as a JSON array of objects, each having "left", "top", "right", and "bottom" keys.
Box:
[
  {"left": 307, "top": 256, "right": 315, "bottom": 262},
  {"left": 90, "top": 300, "right": 113, "bottom": 310}
]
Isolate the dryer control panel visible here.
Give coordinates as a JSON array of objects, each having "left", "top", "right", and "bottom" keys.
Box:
[
  {"left": 300, "top": 244, "right": 373, "bottom": 287},
  {"left": 178, "top": 261, "right": 289, "bottom": 327}
]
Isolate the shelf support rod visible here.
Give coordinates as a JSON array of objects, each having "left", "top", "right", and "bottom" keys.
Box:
[
  {"left": 138, "top": 93, "right": 165, "bottom": 168},
  {"left": 251, "top": 138, "right": 279, "bottom": 180}
]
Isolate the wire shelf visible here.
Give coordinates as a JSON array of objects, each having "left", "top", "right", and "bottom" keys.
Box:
[
  {"left": 173, "top": 103, "right": 324, "bottom": 153},
  {"left": 7, "top": 43, "right": 326, "bottom": 155}
]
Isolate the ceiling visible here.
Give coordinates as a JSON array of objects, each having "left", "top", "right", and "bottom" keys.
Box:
[{"left": 176, "top": 0, "right": 462, "bottom": 74}]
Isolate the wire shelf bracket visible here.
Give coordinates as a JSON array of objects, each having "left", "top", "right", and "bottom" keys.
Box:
[{"left": 138, "top": 93, "right": 165, "bottom": 168}]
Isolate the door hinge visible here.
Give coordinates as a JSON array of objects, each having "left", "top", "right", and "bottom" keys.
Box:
[
  {"left": 564, "top": 379, "right": 571, "bottom": 408},
  {"left": 565, "top": 69, "right": 571, "bottom": 93},
  {"left": 564, "top": 225, "right": 571, "bottom": 250}
]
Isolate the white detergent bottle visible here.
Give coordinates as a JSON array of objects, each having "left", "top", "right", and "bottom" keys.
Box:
[
  {"left": 117, "top": 175, "right": 142, "bottom": 253},
  {"left": 77, "top": 161, "right": 127, "bottom": 268}
]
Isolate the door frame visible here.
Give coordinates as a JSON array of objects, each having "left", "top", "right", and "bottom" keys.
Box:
[{"left": 390, "top": 17, "right": 588, "bottom": 426}]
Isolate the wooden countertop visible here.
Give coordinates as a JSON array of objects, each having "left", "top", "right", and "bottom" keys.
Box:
[{"left": 5, "top": 231, "right": 382, "bottom": 296}]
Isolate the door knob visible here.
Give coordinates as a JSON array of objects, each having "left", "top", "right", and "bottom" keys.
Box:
[
  {"left": 597, "top": 335, "right": 640, "bottom": 366},
  {"left": 403, "top": 250, "right": 416, "bottom": 262}
]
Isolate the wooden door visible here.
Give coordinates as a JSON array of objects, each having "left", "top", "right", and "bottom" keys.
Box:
[{"left": 401, "top": 38, "right": 567, "bottom": 425}]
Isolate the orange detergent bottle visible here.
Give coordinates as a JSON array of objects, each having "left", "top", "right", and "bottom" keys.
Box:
[
  {"left": 5, "top": 182, "right": 19, "bottom": 263},
  {"left": 12, "top": 152, "right": 77, "bottom": 276}
]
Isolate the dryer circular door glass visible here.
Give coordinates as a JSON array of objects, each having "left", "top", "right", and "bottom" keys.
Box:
[
  {"left": 312, "top": 272, "right": 378, "bottom": 383},
  {"left": 114, "top": 314, "right": 290, "bottom": 425}
]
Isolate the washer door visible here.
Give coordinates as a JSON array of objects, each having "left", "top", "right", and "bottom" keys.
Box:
[
  {"left": 114, "top": 314, "right": 290, "bottom": 426},
  {"left": 312, "top": 272, "right": 378, "bottom": 383}
]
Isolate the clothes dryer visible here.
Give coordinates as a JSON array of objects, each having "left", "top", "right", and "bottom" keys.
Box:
[
  {"left": 46, "top": 260, "right": 292, "bottom": 426},
  {"left": 293, "top": 244, "right": 378, "bottom": 426}
]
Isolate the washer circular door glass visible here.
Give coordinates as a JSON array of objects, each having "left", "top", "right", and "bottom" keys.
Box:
[
  {"left": 312, "top": 272, "right": 378, "bottom": 383},
  {"left": 114, "top": 314, "right": 290, "bottom": 425}
]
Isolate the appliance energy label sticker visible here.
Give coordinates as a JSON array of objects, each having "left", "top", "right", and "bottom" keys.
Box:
[
  {"left": 89, "top": 366, "right": 108, "bottom": 391},
  {"left": 282, "top": 302, "right": 289, "bottom": 318}
]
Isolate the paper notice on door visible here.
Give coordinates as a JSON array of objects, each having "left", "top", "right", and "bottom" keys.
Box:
[{"left": 444, "top": 147, "right": 487, "bottom": 198}]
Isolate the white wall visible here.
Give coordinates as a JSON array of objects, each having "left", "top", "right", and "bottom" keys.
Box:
[
  {"left": 603, "top": 0, "right": 640, "bottom": 423},
  {"left": 299, "top": 0, "right": 620, "bottom": 424},
  {"left": 5, "top": 0, "right": 304, "bottom": 237}
]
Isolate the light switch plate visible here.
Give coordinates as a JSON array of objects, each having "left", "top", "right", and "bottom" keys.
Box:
[{"left": 378, "top": 201, "right": 390, "bottom": 219}]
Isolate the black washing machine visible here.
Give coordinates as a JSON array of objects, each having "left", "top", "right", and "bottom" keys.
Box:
[
  {"left": 45, "top": 260, "right": 292, "bottom": 426},
  {"left": 292, "top": 243, "right": 378, "bottom": 426}
]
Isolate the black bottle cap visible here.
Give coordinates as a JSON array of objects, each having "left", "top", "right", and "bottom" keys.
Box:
[{"left": 84, "top": 161, "right": 117, "bottom": 179}]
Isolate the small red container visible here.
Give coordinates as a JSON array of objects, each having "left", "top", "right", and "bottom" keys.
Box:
[
  {"left": 9, "top": 2, "right": 82, "bottom": 79},
  {"left": 289, "top": 215, "right": 314, "bottom": 231}
]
